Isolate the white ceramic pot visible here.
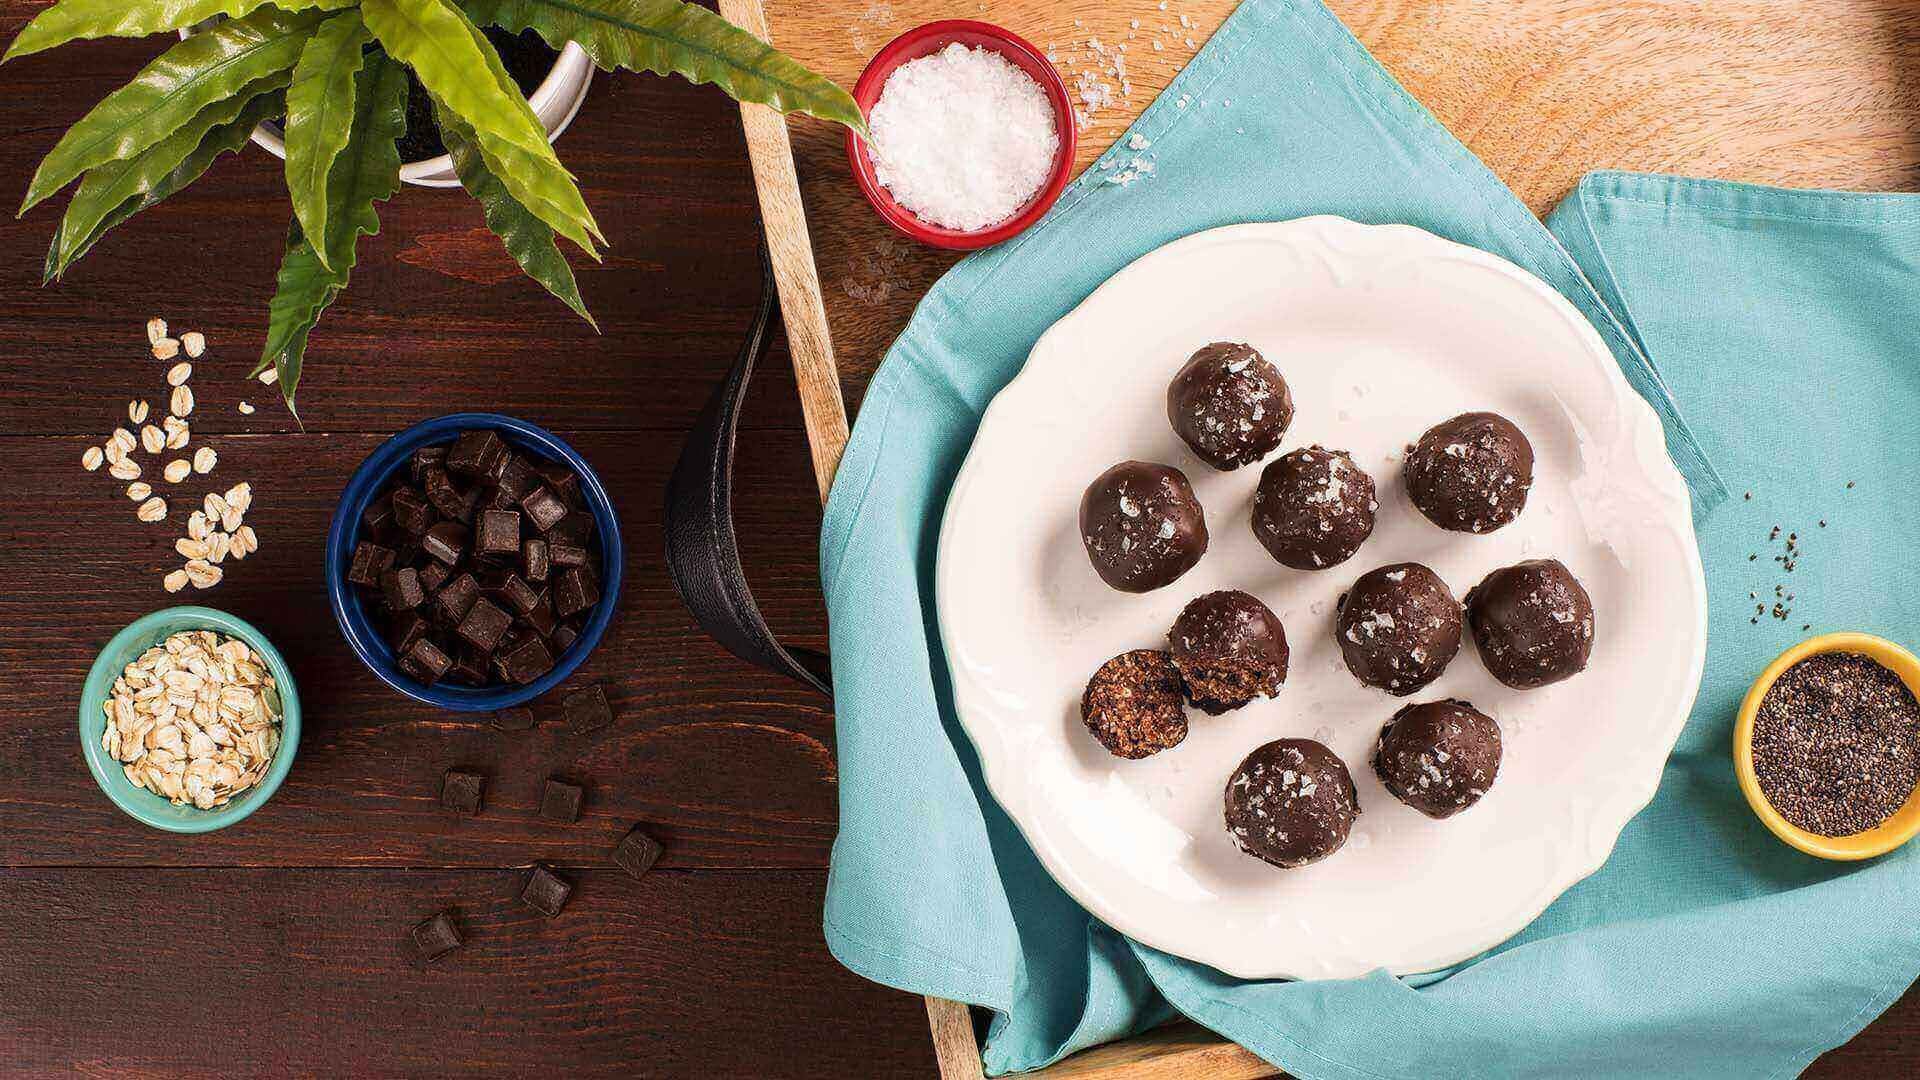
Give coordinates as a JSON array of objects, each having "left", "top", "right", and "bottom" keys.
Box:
[{"left": 179, "top": 30, "right": 594, "bottom": 189}]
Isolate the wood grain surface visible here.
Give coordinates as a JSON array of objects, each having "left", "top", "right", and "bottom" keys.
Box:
[{"left": 0, "top": 0, "right": 1914, "bottom": 1075}]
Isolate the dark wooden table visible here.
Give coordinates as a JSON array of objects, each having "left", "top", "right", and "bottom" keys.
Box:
[{"left": 0, "top": 6, "right": 1911, "bottom": 1076}]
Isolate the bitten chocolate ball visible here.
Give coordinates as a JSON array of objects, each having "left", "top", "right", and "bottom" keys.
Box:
[
  {"left": 1251, "top": 446, "right": 1377, "bottom": 570},
  {"left": 1079, "top": 461, "right": 1209, "bottom": 593},
  {"left": 1224, "top": 738, "right": 1359, "bottom": 869},
  {"left": 1404, "top": 412, "right": 1534, "bottom": 533},
  {"left": 1081, "top": 650, "right": 1189, "bottom": 759},
  {"left": 1166, "top": 342, "right": 1294, "bottom": 470},
  {"left": 1466, "top": 559, "right": 1596, "bottom": 689},
  {"left": 1169, "top": 590, "right": 1288, "bottom": 715},
  {"left": 1373, "top": 700, "right": 1502, "bottom": 818},
  {"left": 1336, "top": 563, "right": 1463, "bottom": 696}
]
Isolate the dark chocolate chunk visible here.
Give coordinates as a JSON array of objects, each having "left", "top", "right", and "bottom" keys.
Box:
[
  {"left": 551, "top": 622, "right": 579, "bottom": 653},
  {"left": 476, "top": 509, "right": 521, "bottom": 557},
  {"left": 519, "top": 864, "right": 572, "bottom": 918},
  {"left": 522, "top": 537, "right": 550, "bottom": 582},
  {"left": 613, "top": 825, "right": 662, "bottom": 880},
  {"left": 447, "top": 429, "right": 508, "bottom": 480},
  {"left": 519, "top": 485, "right": 568, "bottom": 532},
  {"left": 524, "top": 596, "right": 559, "bottom": 639},
  {"left": 362, "top": 493, "right": 395, "bottom": 534},
  {"left": 381, "top": 566, "right": 425, "bottom": 610},
  {"left": 457, "top": 598, "right": 513, "bottom": 654},
  {"left": 441, "top": 769, "right": 484, "bottom": 814},
  {"left": 423, "top": 466, "right": 466, "bottom": 521},
  {"left": 410, "top": 910, "right": 462, "bottom": 963},
  {"left": 455, "top": 482, "right": 483, "bottom": 525},
  {"left": 535, "top": 462, "right": 582, "bottom": 507},
  {"left": 418, "top": 560, "right": 451, "bottom": 595},
  {"left": 391, "top": 487, "right": 433, "bottom": 534},
  {"left": 552, "top": 511, "right": 594, "bottom": 547},
  {"left": 448, "top": 647, "right": 490, "bottom": 687},
  {"left": 552, "top": 566, "right": 600, "bottom": 619},
  {"left": 410, "top": 445, "right": 447, "bottom": 485},
  {"left": 423, "top": 520, "right": 469, "bottom": 565},
  {"left": 434, "top": 571, "right": 481, "bottom": 624},
  {"left": 387, "top": 610, "right": 429, "bottom": 655},
  {"left": 347, "top": 541, "right": 396, "bottom": 587},
  {"left": 561, "top": 684, "right": 613, "bottom": 734},
  {"left": 497, "top": 636, "right": 555, "bottom": 685},
  {"left": 400, "top": 636, "right": 453, "bottom": 683},
  {"left": 495, "top": 453, "right": 539, "bottom": 505},
  {"left": 540, "top": 779, "right": 584, "bottom": 823},
  {"left": 495, "top": 574, "right": 541, "bottom": 616},
  {"left": 549, "top": 539, "right": 589, "bottom": 569},
  {"left": 492, "top": 706, "right": 535, "bottom": 732}
]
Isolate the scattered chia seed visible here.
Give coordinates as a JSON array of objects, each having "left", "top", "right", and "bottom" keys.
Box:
[{"left": 1751, "top": 652, "right": 1920, "bottom": 837}]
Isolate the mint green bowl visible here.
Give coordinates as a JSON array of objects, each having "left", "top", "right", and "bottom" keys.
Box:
[{"left": 78, "top": 606, "right": 300, "bottom": 832}]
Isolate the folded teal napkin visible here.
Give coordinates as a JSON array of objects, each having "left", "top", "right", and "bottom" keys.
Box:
[{"left": 819, "top": 1, "right": 1920, "bottom": 1075}]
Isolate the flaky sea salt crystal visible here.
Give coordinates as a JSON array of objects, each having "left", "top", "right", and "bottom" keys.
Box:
[{"left": 867, "top": 43, "right": 1059, "bottom": 232}]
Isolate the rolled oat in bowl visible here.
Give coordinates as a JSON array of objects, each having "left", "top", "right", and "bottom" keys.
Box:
[{"left": 100, "top": 629, "right": 283, "bottom": 810}]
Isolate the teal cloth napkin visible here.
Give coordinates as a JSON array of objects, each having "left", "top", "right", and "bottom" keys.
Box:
[{"left": 818, "top": 1, "right": 1920, "bottom": 1075}]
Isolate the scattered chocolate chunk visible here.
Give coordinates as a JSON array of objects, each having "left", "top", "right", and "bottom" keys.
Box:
[
  {"left": 401, "top": 637, "right": 453, "bottom": 683},
  {"left": 540, "top": 779, "right": 584, "bottom": 823},
  {"left": 440, "top": 769, "right": 484, "bottom": 814},
  {"left": 523, "top": 537, "right": 551, "bottom": 582},
  {"left": 561, "top": 684, "right": 613, "bottom": 734},
  {"left": 475, "top": 509, "right": 519, "bottom": 557},
  {"left": 552, "top": 566, "right": 600, "bottom": 619},
  {"left": 422, "top": 520, "right": 469, "bottom": 565},
  {"left": 519, "top": 863, "right": 572, "bottom": 917},
  {"left": 492, "top": 706, "right": 535, "bottom": 732},
  {"left": 434, "top": 571, "right": 481, "bottom": 625},
  {"left": 498, "top": 636, "right": 556, "bottom": 685},
  {"left": 519, "top": 485, "right": 568, "bottom": 532},
  {"left": 418, "top": 560, "right": 452, "bottom": 594},
  {"left": 496, "top": 573, "right": 540, "bottom": 616},
  {"left": 391, "top": 487, "right": 433, "bottom": 534},
  {"left": 381, "top": 566, "right": 425, "bottom": 610},
  {"left": 613, "top": 825, "right": 663, "bottom": 880},
  {"left": 458, "top": 598, "right": 513, "bottom": 654},
  {"left": 347, "top": 541, "right": 396, "bottom": 587},
  {"left": 447, "top": 429, "right": 508, "bottom": 479},
  {"left": 410, "top": 910, "right": 463, "bottom": 963}
]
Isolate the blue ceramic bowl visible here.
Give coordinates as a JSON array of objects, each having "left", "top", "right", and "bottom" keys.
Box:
[
  {"left": 326, "top": 413, "right": 623, "bottom": 711},
  {"left": 79, "top": 606, "right": 300, "bottom": 832}
]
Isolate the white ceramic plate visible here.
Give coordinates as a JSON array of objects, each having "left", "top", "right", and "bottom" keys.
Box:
[{"left": 935, "top": 217, "right": 1706, "bottom": 980}]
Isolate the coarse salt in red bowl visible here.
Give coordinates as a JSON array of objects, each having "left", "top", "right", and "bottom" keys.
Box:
[{"left": 846, "top": 20, "right": 1077, "bottom": 251}]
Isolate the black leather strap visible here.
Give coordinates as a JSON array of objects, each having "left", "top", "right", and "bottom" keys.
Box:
[{"left": 665, "top": 246, "right": 833, "bottom": 697}]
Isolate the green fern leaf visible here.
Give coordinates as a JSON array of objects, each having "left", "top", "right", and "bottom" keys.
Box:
[
  {"left": 460, "top": 0, "right": 863, "bottom": 132},
  {"left": 360, "top": 0, "right": 601, "bottom": 253},
  {"left": 2, "top": 0, "right": 353, "bottom": 64},
  {"left": 283, "top": 9, "right": 371, "bottom": 266},
  {"left": 258, "top": 49, "right": 407, "bottom": 411},
  {"left": 45, "top": 89, "right": 287, "bottom": 281},
  {"left": 433, "top": 94, "right": 595, "bottom": 327},
  {"left": 20, "top": 6, "right": 326, "bottom": 214}
]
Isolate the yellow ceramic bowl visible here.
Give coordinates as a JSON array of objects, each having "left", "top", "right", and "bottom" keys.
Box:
[{"left": 1734, "top": 632, "right": 1920, "bottom": 860}]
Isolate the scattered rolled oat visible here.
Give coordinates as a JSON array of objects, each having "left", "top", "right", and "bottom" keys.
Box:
[
  {"left": 125, "top": 482, "right": 151, "bottom": 501},
  {"left": 176, "top": 537, "right": 210, "bottom": 560},
  {"left": 162, "top": 569, "right": 189, "bottom": 593},
  {"left": 193, "top": 446, "right": 217, "bottom": 474},
  {"left": 108, "top": 458, "right": 140, "bottom": 481},
  {"left": 257, "top": 367, "right": 278, "bottom": 385},
  {"left": 111, "top": 428, "right": 136, "bottom": 454},
  {"left": 204, "top": 491, "right": 227, "bottom": 520},
  {"left": 82, "top": 446, "right": 104, "bottom": 471},
  {"left": 136, "top": 496, "right": 167, "bottom": 523},
  {"left": 163, "top": 415, "right": 189, "bottom": 449},
  {"left": 225, "top": 482, "right": 252, "bottom": 514},
  {"left": 99, "top": 629, "right": 281, "bottom": 808},
  {"left": 170, "top": 384, "right": 194, "bottom": 418},
  {"left": 152, "top": 337, "right": 180, "bottom": 361},
  {"left": 238, "top": 401, "right": 255, "bottom": 415},
  {"left": 128, "top": 399, "right": 149, "bottom": 424},
  {"left": 183, "top": 559, "right": 222, "bottom": 590},
  {"left": 139, "top": 424, "right": 164, "bottom": 454},
  {"left": 231, "top": 525, "right": 257, "bottom": 559},
  {"left": 146, "top": 317, "right": 168, "bottom": 346},
  {"left": 187, "top": 510, "right": 210, "bottom": 540},
  {"left": 164, "top": 459, "right": 191, "bottom": 484},
  {"left": 207, "top": 531, "right": 232, "bottom": 564},
  {"left": 182, "top": 331, "right": 206, "bottom": 358},
  {"left": 166, "top": 361, "right": 192, "bottom": 387}
]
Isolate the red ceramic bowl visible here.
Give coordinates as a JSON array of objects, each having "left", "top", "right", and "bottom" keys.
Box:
[{"left": 846, "top": 20, "right": 1077, "bottom": 250}]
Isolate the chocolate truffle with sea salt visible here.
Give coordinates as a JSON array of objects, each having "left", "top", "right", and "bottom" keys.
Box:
[
  {"left": 1081, "top": 650, "right": 1189, "bottom": 759},
  {"left": 1224, "top": 738, "right": 1359, "bottom": 869},
  {"left": 1404, "top": 411, "right": 1534, "bottom": 533},
  {"left": 1335, "top": 562, "right": 1463, "bottom": 696},
  {"left": 1373, "top": 699, "right": 1502, "bottom": 818},
  {"left": 1168, "top": 590, "right": 1288, "bottom": 715},
  {"left": 1078, "top": 461, "right": 1209, "bottom": 593},
  {"left": 1466, "top": 559, "right": 1596, "bottom": 689},
  {"left": 1251, "top": 446, "right": 1377, "bottom": 570},
  {"left": 1166, "top": 342, "right": 1294, "bottom": 470}
]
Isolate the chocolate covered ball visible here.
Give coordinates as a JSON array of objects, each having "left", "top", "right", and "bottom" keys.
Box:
[
  {"left": 1167, "top": 342, "right": 1294, "bottom": 470},
  {"left": 1081, "top": 650, "right": 1189, "bottom": 759},
  {"left": 1404, "top": 412, "right": 1534, "bottom": 533},
  {"left": 1251, "top": 446, "right": 1377, "bottom": 570},
  {"left": 1224, "top": 738, "right": 1359, "bottom": 869},
  {"left": 1336, "top": 563, "right": 1463, "bottom": 696},
  {"left": 1169, "top": 590, "right": 1288, "bottom": 715},
  {"left": 1373, "top": 699, "right": 1502, "bottom": 818},
  {"left": 1079, "top": 461, "right": 1209, "bottom": 593},
  {"left": 1466, "top": 559, "right": 1596, "bottom": 689}
]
